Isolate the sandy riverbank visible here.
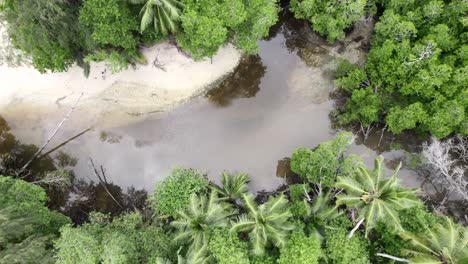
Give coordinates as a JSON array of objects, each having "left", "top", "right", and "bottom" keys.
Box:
[{"left": 0, "top": 42, "right": 242, "bottom": 128}]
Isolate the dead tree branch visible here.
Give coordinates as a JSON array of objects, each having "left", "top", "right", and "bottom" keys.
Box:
[{"left": 18, "top": 93, "right": 83, "bottom": 176}]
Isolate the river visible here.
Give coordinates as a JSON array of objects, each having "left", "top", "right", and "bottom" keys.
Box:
[{"left": 0, "top": 11, "right": 429, "bottom": 220}]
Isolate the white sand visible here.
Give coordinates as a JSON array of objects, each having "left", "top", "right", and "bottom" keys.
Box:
[{"left": 0, "top": 42, "right": 242, "bottom": 128}]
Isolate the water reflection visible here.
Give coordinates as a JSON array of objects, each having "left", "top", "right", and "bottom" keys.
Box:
[
  {"left": 0, "top": 115, "right": 147, "bottom": 223},
  {"left": 206, "top": 55, "right": 265, "bottom": 107}
]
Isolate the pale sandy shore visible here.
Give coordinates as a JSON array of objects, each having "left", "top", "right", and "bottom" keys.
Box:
[{"left": 0, "top": 42, "right": 242, "bottom": 128}]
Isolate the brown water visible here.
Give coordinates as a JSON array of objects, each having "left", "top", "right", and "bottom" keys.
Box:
[{"left": 1, "top": 12, "right": 424, "bottom": 197}]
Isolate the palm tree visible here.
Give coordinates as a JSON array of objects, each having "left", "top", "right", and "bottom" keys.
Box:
[
  {"left": 171, "top": 192, "right": 237, "bottom": 252},
  {"left": 336, "top": 155, "right": 420, "bottom": 237},
  {"left": 397, "top": 217, "right": 468, "bottom": 264},
  {"left": 211, "top": 172, "right": 250, "bottom": 202},
  {"left": 303, "top": 191, "right": 344, "bottom": 240},
  {"left": 127, "top": 0, "right": 184, "bottom": 35},
  {"left": 230, "top": 193, "right": 295, "bottom": 256}
]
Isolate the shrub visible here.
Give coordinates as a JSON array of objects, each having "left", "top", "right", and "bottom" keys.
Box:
[
  {"left": 54, "top": 212, "right": 171, "bottom": 263},
  {"left": 324, "top": 228, "right": 370, "bottom": 264},
  {"left": 278, "top": 230, "right": 321, "bottom": 264},
  {"left": 209, "top": 228, "right": 249, "bottom": 264},
  {"left": 149, "top": 167, "right": 209, "bottom": 217},
  {"left": 290, "top": 132, "right": 354, "bottom": 187},
  {"left": 0, "top": 176, "right": 70, "bottom": 264}
]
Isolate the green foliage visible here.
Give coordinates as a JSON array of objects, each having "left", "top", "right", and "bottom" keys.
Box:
[
  {"left": 79, "top": 0, "right": 139, "bottom": 50},
  {"left": 277, "top": 230, "right": 321, "bottom": 264},
  {"left": 290, "top": 131, "right": 356, "bottom": 187},
  {"left": 128, "top": 0, "right": 184, "bottom": 35},
  {"left": 0, "top": 176, "right": 70, "bottom": 264},
  {"left": 54, "top": 212, "right": 172, "bottom": 264},
  {"left": 231, "top": 193, "right": 294, "bottom": 256},
  {"left": 288, "top": 184, "right": 311, "bottom": 219},
  {"left": 211, "top": 172, "right": 250, "bottom": 202},
  {"left": 171, "top": 192, "right": 236, "bottom": 252},
  {"left": 178, "top": 0, "right": 278, "bottom": 59},
  {"left": 209, "top": 228, "right": 250, "bottom": 264},
  {"left": 290, "top": 0, "right": 375, "bottom": 43},
  {"left": 324, "top": 228, "right": 370, "bottom": 264},
  {"left": 303, "top": 191, "right": 343, "bottom": 241},
  {"left": 336, "top": 155, "right": 420, "bottom": 236},
  {"left": 337, "top": 0, "right": 468, "bottom": 138},
  {"left": 178, "top": 8, "right": 228, "bottom": 60},
  {"left": 399, "top": 205, "right": 438, "bottom": 234},
  {"left": 149, "top": 167, "right": 208, "bottom": 217},
  {"left": 232, "top": 0, "right": 279, "bottom": 54},
  {"left": 334, "top": 59, "right": 360, "bottom": 79},
  {"left": 400, "top": 217, "right": 468, "bottom": 263},
  {"left": 337, "top": 87, "right": 380, "bottom": 127},
  {"left": 0, "top": 0, "right": 83, "bottom": 72}
]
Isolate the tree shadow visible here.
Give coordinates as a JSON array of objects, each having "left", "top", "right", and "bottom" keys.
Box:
[{"left": 206, "top": 55, "right": 266, "bottom": 107}]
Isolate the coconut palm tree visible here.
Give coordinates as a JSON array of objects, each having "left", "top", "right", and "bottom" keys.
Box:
[
  {"left": 303, "top": 190, "right": 344, "bottom": 240},
  {"left": 171, "top": 192, "right": 237, "bottom": 252},
  {"left": 211, "top": 172, "right": 250, "bottom": 202},
  {"left": 335, "top": 155, "right": 420, "bottom": 237},
  {"left": 127, "top": 0, "right": 184, "bottom": 35},
  {"left": 398, "top": 217, "right": 468, "bottom": 264},
  {"left": 230, "top": 193, "right": 295, "bottom": 256},
  {"left": 379, "top": 217, "right": 468, "bottom": 263}
]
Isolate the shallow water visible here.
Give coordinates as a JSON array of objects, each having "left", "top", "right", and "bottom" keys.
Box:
[{"left": 1, "top": 12, "right": 423, "bottom": 198}]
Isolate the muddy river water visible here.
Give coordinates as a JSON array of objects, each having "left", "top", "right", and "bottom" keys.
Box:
[{"left": 1, "top": 12, "right": 425, "bottom": 210}]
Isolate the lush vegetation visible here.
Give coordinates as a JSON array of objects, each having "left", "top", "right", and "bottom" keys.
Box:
[
  {"left": 290, "top": 0, "right": 376, "bottom": 43},
  {"left": 0, "top": 0, "right": 279, "bottom": 74},
  {"left": 335, "top": 0, "right": 467, "bottom": 138},
  {"left": 2, "top": 133, "right": 467, "bottom": 263}
]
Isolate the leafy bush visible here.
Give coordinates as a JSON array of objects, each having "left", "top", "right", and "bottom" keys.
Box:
[
  {"left": 324, "top": 228, "right": 371, "bottom": 264},
  {"left": 290, "top": 132, "right": 354, "bottom": 187},
  {"left": 54, "top": 212, "right": 171, "bottom": 264},
  {"left": 336, "top": 0, "right": 468, "bottom": 138},
  {"left": 178, "top": 0, "right": 279, "bottom": 59},
  {"left": 209, "top": 228, "right": 250, "bottom": 264},
  {"left": 0, "top": 0, "right": 83, "bottom": 72},
  {"left": 149, "top": 167, "right": 208, "bottom": 217},
  {"left": 290, "top": 0, "right": 376, "bottom": 43},
  {"left": 399, "top": 205, "right": 439, "bottom": 234},
  {"left": 277, "top": 230, "right": 321, "bottom": 264},
  {"left": 0, "top": 176, "right": 70, "bottom": 264}
]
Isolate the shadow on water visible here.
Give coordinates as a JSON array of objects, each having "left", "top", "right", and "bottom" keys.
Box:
[
  {"left": 0, "top": 115, "right": 147, "bottom": 224},
  {"left": 206, "top": 55, "right": 265, "bottom": 107}
]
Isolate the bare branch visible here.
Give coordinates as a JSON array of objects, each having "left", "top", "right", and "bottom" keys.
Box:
[
  {"left": 349, "top": 217, "right": 364, "bottom": 238},
  {"left": 376, "top": 253, "right": 410, "bottom": 263},
  {"left": 18, "top": 93, "right": 83, "bottom": 176}
]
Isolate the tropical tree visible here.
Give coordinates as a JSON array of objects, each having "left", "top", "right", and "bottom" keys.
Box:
[
  {"left": 396, "top": 217, "right": 468, "bottom": 264},
  {"left": 231, "top": 193, "right": 294, "bottom": 256},
  {"left": 335, "top": 155, "right": 420, "bottom": 237},
  {"left": 211, "top": 172, "right": 250, "bottom": 202},
  {"left": 127, "top": 0, "right": 184, "bottom": 35},
  {"left": 171, "top": 192, "right": 237, "bottom": 253},
  {"left": 303, "top": 191, "right": 344, "bottom": 240}
]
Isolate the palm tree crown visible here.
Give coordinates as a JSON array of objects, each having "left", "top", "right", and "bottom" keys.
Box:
[
  {"left": 400, "top": 217, "right": 468, "bottom": 263},
  {"left": 230, "top": 193, "right": 295, "bottom": 256},
  {"left": 304, "top": 191, "right": 344, "bottom": 240},
  {"left": 171, "top": 192, "right": 237, "bottom": 252},
  {"left": 211, "top": 172, "right": 250, "bottom": 202},
  {"left": 128, "top": 0, "right": 184, "bottom": 35},
  {"left": 336, "top": 155, "right": 420, "bottom": 236}
]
